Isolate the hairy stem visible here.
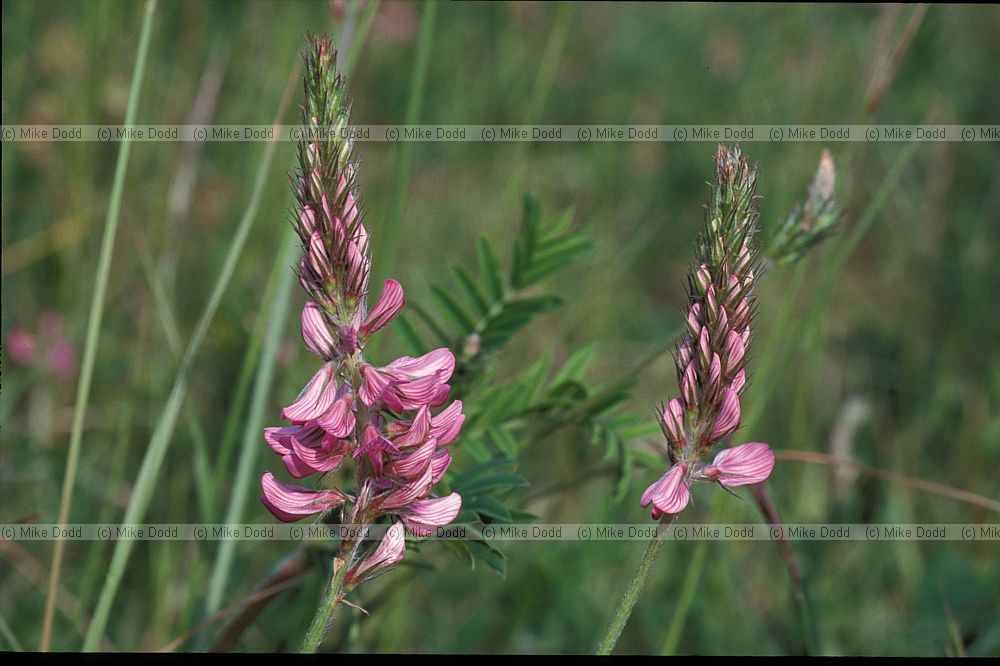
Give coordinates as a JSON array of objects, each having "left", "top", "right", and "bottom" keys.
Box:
[
  {"left": 596, "top": 518, "right": 673, "bottom": 655},
  {"left": 300, "top": 552, "right": 353, "bottom": 653}
]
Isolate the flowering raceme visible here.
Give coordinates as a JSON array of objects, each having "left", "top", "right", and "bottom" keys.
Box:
[
  {"left": 640, "top": 145, "right": 775, "bottom": 518},
  {"left": 260, "top": 35, "right": 463, "bottom": 587}
]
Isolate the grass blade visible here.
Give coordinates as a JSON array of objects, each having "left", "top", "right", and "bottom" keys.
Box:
[
  {"left": 81, "top": 52, "right": 301, "bottom": 652},
  {"left": 40, "top": 0, "right": 158, "bottom": 651}
]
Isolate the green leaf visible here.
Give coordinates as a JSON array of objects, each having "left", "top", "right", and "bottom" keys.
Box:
[
  {"left": 408, "top": 300, "right": 453, "bottom": 346},
  {"left": 430, "top": 285, "right": 478, "bottom": 333},
  {"left": 392, "top": 315, "right": 429, "bottom": 356},
  {"left": 486, "top": 426, "right": 519, "bottom": 459},
  {"left": 452, "top": 473, "right": 529, "bottom": 496},
  {"left": 463, "top": 495, "right": 513, "bottom": 522},
  {"left": 451, "top": 264, "right": 490, "bottom": 316},
  {"left": 466, "top": 541, "right": 508, "bottom": 577},
  {"left": 550, "top": 343, "right": 596, "bottom": 387},
  {"left": 476, "top": 235, "right": 505, "bottom": 301}
]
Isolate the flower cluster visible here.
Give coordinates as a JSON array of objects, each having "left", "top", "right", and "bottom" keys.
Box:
[
  {"left": 260, "top": 36, "right": 463, "bottom": 586},
  {"left": 766, "top": 149, "right": 842, "bottom": 267},
  {"left": 641, "top": 145, "right": 775, "bottom": 518}
]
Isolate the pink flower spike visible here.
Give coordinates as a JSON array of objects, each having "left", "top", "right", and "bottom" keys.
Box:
[
  {"left": 640, "top": 464, "right": 690, "bottom": 516},
  {"left": 710, "top": 388, "right": 741, "bottom": 441},
  {"left": 399, "top": 493, "right": 462, "bottom": 536},
  {"left": 360, "top": 279, "right": 405, "bottom": 337},
  {"left": 348, "top": 522, "right": 406, "bottom": 584},
  {"left": 260, "top": 472, "right": 346, "bottom": 522},
  {"left": 282, "top": 364, "right": 339, "bottom": 422},
  {"left": 708, "top": 442, "right": 775, "bottom": 486}
]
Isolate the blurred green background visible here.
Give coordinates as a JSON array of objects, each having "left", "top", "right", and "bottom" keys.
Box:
[{"left": 2, "top": 0, "right": 998, "bottom": 655}]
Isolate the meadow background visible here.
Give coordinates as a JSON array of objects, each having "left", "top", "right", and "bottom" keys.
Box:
[{"left": 2, "top": 0, "right": 999, "bottom": 655}]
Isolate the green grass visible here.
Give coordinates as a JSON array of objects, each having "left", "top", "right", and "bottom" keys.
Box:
[{"left": 2, "top": 1, "right": 999, "bottom": 655}]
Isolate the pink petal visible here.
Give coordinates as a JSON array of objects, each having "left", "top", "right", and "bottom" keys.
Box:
[
  {"left": 724, "top": 330, "right": 745, "bottom": 375},
  {"left": 393, "top": 405, "right": 431, "bottom": 447},
  {"left": 385, "top": 348, "right": 455, "bottom": 382},
  {"left": 289, "top": 434, "right": 347, "bottom": 474},
  {"left": 389, "top": 438, "right": 437, "bottom": 478},
  {"left": 661, "top": 398, "right": 686, "bottom": 446},
  {"left": 430, "top": 400, "right": 465, "bottom": 446},
  {"left": 264, "top": 426, "right": 294, "bottom": 456},
  {"left": 315, "top": 392, "right": 356, "bottom": 438},
  {"left": 301, "top": 302, "right": 337, "bottom": 360},
  {"left": 361, "top": 279, "right": 405, "bottom": 337},
  {"left": 379, "top": 465, "right": 433, "bottom": 510},
  {"left": 349, "top": 522, "right": 406, "bottom": 583},
  {"left": 359, "top": 364, "right": 393, "bottom": 406},
  {"left": 730, "top": 368, "right": 747, "bottom": 394},
  {"left": 430, "top": 448, "right": 451, "bottom": 484},
  {"left": 706, "top": 353, "right": 722, "bottom": 398},
  {"left": 260, "top": 472, "right": 346, "bottom": 522},
  {"left": 710, "top": 388, "right": 741, "bottom": 441},
  {"left": 281, "top": 364, "right": 339, "bottom": 422},
  {"left": 399, "top": 493, "right": 462, "bottom": 536},
  {"left": 307, "top": 231, "right": 329, "bottom": 279},
  {"left": 697, "top": 327, "right": 711, "bottom": 371},
  {"left": 639, "top": 464, "right": 690, "bottom": 516},
  {"left": 710, "top": 442, "right": 775, "bottom": 486},
  {"left": 681, "top": 361, "right": 698, "bottom": 409},
  {"left": 686, "top": 303, "right": 703, "bottom": 338},
  {"left": 353, "top": 425, "right": 400, "bottom": 477},
  {"left": 391, "top": 374, "right": 451, "bottom": 411}
]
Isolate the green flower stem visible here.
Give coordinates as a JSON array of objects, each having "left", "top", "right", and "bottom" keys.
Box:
[
  {"left": 596, "top": 518, "right": 673, "bottom": 655},
  {"left": 300, "top": 542, "right": 359, "bottom": 653}
]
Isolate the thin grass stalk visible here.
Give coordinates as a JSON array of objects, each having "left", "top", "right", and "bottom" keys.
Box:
[
  {"left": 202, "top": 231, "right": 298, "bottom": 619},
  {"left": 499, "top": 2, "right": 574, "bottom": 220},
  {"left": 372, "top": 0, "right": 438, "bottom": 289},
  {"left": 40, "top": 0, "right": 158, "bottom": 651},
  {"left": 136, "top": 237, "right": 216, "bottom": 522},
  {"left": 81, "top": 54, "right": 300, "bottom": 652}
]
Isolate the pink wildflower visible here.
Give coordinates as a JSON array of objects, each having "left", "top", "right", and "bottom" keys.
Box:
[
  {"left": 641, "top": 145, "right": 775, "bottom": 517},
  {"left": 260, "top": 36, "right": 462, "bottom": 589}
]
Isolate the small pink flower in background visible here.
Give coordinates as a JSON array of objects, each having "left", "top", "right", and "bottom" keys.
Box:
[
  {"left": 5, "top": 311, "right": 77, "bottom": 381},
  {"left": 640, "top": 145, "right": 775, "bottom": 518},
  {"left": 7, "top": 328, "right": 37, "bottom": 365},
  {"left": 47, "top": 341, "right": 77, "bottom": 382}
]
